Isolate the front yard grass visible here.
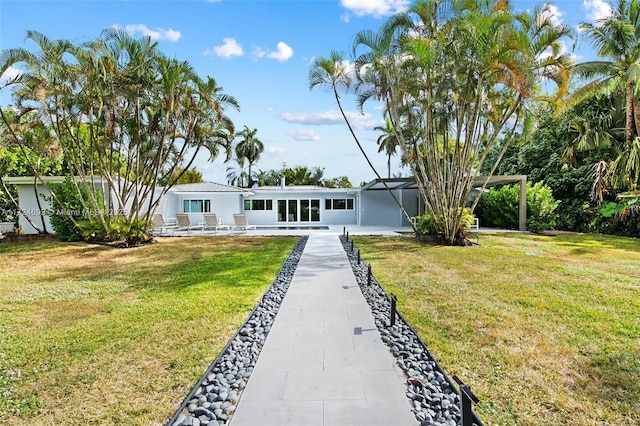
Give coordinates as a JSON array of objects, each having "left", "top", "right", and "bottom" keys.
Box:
[
  {"left": 353, "top": 232, "right": 640, "bottom": 426},
  {"left": 0, "top": 236, "right": 297, "bottom": 425}
]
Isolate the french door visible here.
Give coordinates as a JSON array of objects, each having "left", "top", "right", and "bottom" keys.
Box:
[{"left": 278, "top": 199, "right": 320, "bottom": 222}]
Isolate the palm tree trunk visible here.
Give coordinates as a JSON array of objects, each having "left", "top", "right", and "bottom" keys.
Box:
[{"left": 626, "top": 82, "right": 635, "bottom": 149}]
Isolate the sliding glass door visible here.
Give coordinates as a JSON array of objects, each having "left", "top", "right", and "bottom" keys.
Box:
[{"left": 278, "top": 199, "right": 320, "bottom": 222}]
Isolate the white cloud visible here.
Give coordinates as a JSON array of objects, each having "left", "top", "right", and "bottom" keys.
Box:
[
  {"left": 206, "top": 38, "right": 244, "bottom": 59},
  {"left": 286, "top": 129, "right": 321, "bottom": 142},
  {"left": 124, "top": 24, "right": 181, "bottom": 41},
  {"left": 252, "top": 42, "right": 294, "bottom": 62},
  {"left": 582, "top": 0, "right": 612, "bottom": 22},
  {"left": 0, "top": 65, "right": 22, "bottom": 86},
  {"left": 280, "top": 110, "right": 382, "bottom": 130},
  {"left": 266, "top": 146, "right": 286, "bottom": 154},
  {"left": 542, "top": 4, "right": 563, "bottom": 26},
  {"left": 341, "top": 13, "right": 351, "bottom": 23},
  {"left": 340, "top": 0, "right": 410, "bottom": 17},
  {"left": 267, "top": 42, "right": 294, "bottom": 62},
  {"left": 252, "top": 46, "right": 266, "bottom": 59}
]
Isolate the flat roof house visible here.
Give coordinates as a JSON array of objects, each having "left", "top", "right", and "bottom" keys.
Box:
[{"left": 4, "top": 175, "right": 527, "bottom": 234}]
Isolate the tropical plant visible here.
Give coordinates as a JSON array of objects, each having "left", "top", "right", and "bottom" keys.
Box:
[
  {"left": 226, "top": 156, "right": 250, "bottom": 187},
  {"left": 46, "top": 176, "right": 90, "bottom": 242},
  {"left": 235, "top": 125, "right": 264, "bottom": 187},
  {"left": 415, "top": 207, "right": 476, "bottom": 240},
  {"left": 0, "top": 29, "right": 238, "bottom": 241},
  {"left": 475, "top": 181, "right": 560, "bottom": 232},
  {"left": 309, "top": 52, "right": 416, "bottom": 230},
  {"left": 373, "top": 117, "right": 401, "bottom": 178},
  {"left": 571, "top": 0, "right": 640, "bottom": 192},
  {"left": 284, "top": 166, "right": 324, "bottom": 186},
  {"left": 158, "top": 168, "right": 204, "bottom": 187},
  {"left": 313, "top": 0, "right": 574, "bottom": 245}
]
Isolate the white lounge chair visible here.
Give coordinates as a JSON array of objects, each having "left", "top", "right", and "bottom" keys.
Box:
[
  {"left": 175, "top": 214, "right": 203, "bottom": 235},
  {"left": 201, "top": 213, "right": 230, "bottom": 234},
  {"left": 233, "top": 214, "right": 257, "bottom": 233},
  {"left": 152, "top": 214, "right": 177, "bottom": 235}
]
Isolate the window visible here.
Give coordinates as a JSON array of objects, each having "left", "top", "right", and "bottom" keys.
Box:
[
  {"left": 244, "top": 199, "right": 273, "bottom": 211},
  {"left": 325, "top": 198, "right": 354, "bottom": 210},
  {"left": 183, "top": 199, "right": 211, "bottom": 213}
]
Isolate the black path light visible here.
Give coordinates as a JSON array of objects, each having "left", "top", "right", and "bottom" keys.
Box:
[
  {"left": 389, "top": 293, "right": 397, "bottom": 327},
  {"left": 454, "top": 375, "right": 480, "bottom": 426}
]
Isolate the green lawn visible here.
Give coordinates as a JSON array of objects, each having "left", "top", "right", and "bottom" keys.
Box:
[
  {"left": 0, "top": 236, "right": 297, "bottom": 425},
  {"left": 353, "top": 232, "right": 640, "bottom": 426}
]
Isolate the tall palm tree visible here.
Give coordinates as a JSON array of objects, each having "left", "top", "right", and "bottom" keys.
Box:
[
  {"left": 572, "top": 0, "right": 640, "bottom": 190},
  {"left": 309, "top": 51, "right": 415, "bottom": 228},
  {"left": 235, "top": 125, "right": 263, "bottom": 187},
  {"left": 374, "top": 117, "right": 400, "bottom": 178}
]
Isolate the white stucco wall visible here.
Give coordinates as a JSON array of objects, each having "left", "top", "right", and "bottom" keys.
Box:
[
  {"left": 15, "top": 182, "right": 55, "bottom": 234},
  {"left": 242, "top": 187, "right": 358, "bottom": 226}
]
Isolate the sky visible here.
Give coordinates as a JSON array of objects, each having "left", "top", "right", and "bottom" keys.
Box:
[{"left": 0, "top": 0, "right": 613, "bottom": 187}]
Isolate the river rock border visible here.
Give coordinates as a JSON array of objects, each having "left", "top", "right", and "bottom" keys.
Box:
[
  {"left": 340, "top": 235, "right": 482, "bottom": 426},
  {"left": 167, "top": 236, "right": 308, "bottom": 426}
]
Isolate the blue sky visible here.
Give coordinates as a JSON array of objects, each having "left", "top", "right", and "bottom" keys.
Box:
[{"left": 0, "top": 0, "right": 612, "bottom": 186}]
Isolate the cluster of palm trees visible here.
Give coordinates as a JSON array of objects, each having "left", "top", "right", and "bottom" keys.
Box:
[
  {"left": 0, "top": 29, "right": 239, "bottom": 240},
  {"left": 311, "top": 0, "right": 640, "bottom": 244}
]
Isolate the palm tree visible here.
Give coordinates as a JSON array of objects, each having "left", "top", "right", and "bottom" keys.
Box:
[
  {"left": 235, "top": 125, "right": 264, "bottom": 187},
  {"left": 309, "top": 51, "right": 416, "bottom": 229},
  {"left": 0, "top": 29, "right": 239, "bottom": 241},
  {"left": 226, "top": 157, "right": 250, "bottom": 187},
  {"left": 571, "top": 0, "right": 640, "bottom": 191},
  {"left": 350, "top": 0, "right": 575, "bottom": 244},
  {"left": 374, "top": 117, "right": 400, "bottom": 178}
]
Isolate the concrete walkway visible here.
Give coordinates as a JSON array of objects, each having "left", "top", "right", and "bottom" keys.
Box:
[{"left": 229, "top": 234, "right": 417, "bottom": 426}]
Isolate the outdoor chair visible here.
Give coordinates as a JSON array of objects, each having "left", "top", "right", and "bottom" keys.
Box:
[
  {"left": 175, "top": 214, "right": 203, "bottom": 235},
  {"left": 201, "top": 213, "right": 230, "bottom": 234},
  {"left": 233, "top": 214, "right": 257, "bottom": 233},
  {"left": 152, "top": 214, "right": 177, "bottom": 236}
]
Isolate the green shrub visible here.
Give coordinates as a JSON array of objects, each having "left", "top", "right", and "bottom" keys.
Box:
[
  {"left": 78, "top": 215, "right": 152, "bottom": 245},
  {"left": 416, "top": 207, "right": 476, "bottom": 237},
  {"left": 476, "top": 181, "right": 559, "bottom": 232},
  {"left": 47, "top": 177, "right": 88, "bottom": 242}
]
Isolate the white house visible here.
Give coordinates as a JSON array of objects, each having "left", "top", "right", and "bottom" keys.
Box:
[{"left": 4, "top": 175, "right": 527, "bottom": 234}]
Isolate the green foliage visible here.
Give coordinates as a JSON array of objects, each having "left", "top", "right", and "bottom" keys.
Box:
[
  {"left": 476, "top": 182, "right": 559, "bottom": 232},
  {"left": 46, "top": 177, "right": 86, "bottom": 242},
  {"left": 323, "top": 176, "right": 353, "bottom": 188},
  {"left": 158, "top": 168, "right": 203, "bottom": 186},
  {"left": 1, "top": 29, "right": 238, "bottom": 242},
  {"left": 416, "top": 207, "right": 475, "bottom": 240},
  {"left": 482, "top": 106, "right": 634, "bottom": 234},
  {"left": 601, "top": 200, "right": 640, "bottom": 217},
  {"left": 78, "top": 215, "right": 152, "bottom": 245},
  {"left": 527, "top": 182, "right": 561, "bottom": 232},
  {"left": 255, "top": 166, "right": 352, "bottom": 188},
  {"left": 0, "top": 185, "right": 17, "bottom": 223}
]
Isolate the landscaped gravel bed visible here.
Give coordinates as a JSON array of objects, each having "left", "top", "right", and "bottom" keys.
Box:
[
  {"left": 167, "top": 236, "right": 308, "bottom": 426},
  {"left": 340, "top": 235, "right": 482, "bottom": 426}
]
